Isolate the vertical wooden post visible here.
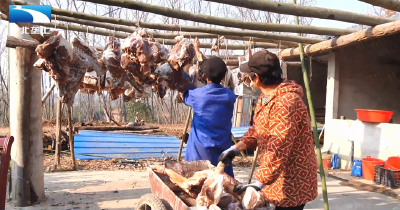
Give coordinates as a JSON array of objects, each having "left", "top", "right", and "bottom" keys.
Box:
[
  {"left": 325, "top": 52, "right": 339, "bottom": 121},
  {"left": 55, "top": 98, "right": 62, "bottom": 167},
  {"left": 66, "top": 105, "right": 76, "bottom": 170},
  {"left": 9, "top": 6, "right": 45, "bottom": 205},
  {"left": 281, "top": 61, "right": 288, "bottom": 80}
]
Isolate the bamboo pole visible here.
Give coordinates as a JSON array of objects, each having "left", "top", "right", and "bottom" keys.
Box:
[
  {"left": 66, "top": 105, "right": 76, "bottom": 170},
  {"left": 55, "top": 97, "right": 62, "bottom": 167},
  {"left": 279, "top": 20, "right": 400, "bottom": 59},
  {"left": 358, "top": 0, "right": 400, "bottom": 12},
  {"left": 41, "top": 83, "right": 56, "bottom": 105},
  {"left": 10, "top": 2, "right": 323, "bottom": 45},
  {"left": 80, "top": 0, "right": 355, "bottom": 36},
  {"left": 204, "top": 0, "right": 392, "bottom": 26},
  {"left": 292, "top": 1, "right": 329, "bottom": 209}
]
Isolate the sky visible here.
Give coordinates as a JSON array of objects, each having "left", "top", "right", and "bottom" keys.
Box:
[{"left": 311, "top": 0, "right": 375, "bottom": 29}]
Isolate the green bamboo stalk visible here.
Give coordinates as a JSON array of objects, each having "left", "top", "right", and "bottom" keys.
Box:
[{"left": 292, "top": 1, "right": 329, "bottom": 210}]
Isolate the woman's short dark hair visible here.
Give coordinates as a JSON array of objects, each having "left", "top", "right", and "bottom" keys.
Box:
[{"left": 257, "top": 67, "right": 283, "bottom": 86}]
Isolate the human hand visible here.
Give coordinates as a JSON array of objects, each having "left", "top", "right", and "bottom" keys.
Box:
[
  {"left": 233, "top": 181, "right": 264, "bottom": 195},
  {"left": 218, "top": 146, "right": 240, "bottom": 166}
]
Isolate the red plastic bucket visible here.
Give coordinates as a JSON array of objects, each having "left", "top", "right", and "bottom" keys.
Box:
[
  {"left": 362, "top": 156, "right": 385, "bottom": 181},
  {"left": 322, "top": 154, "right": 332, "bottom": 170},
  {"left": 384, "top": 157, "right": 400, "bottom": 170},
  {"left": 355, "top": 109, "right": 393, "bottom": 123}
]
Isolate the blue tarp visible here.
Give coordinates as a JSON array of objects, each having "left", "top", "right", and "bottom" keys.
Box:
[
  {"left": 75, "top": 126, "right": 323, "bottom": 160},
  {"left": 74, "top": 130, "right": 185, "bottom": 160}
]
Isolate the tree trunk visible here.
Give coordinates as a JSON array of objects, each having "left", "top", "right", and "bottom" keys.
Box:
[
  {"left": 9, "top": 15, "right": 44, "bottom": 206},
  {"left": 66, "top": 105, "right": 76, "bottom": 170},
  {"left": 55, "top": 98, "right": 62, "bottom": 167}
]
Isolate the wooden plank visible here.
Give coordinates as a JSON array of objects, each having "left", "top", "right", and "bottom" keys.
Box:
[
  {"left": 81, "top": 0, "right": 355, "bottom": 36},
  {"left": 325, "top": 52, "right": 339, "bottom": 120},
  {"left": 279, "top": 20, "right": 400, "bottom": 59},
  {"left": 205, "top": 0, "right": 392, "bottom": 26}
]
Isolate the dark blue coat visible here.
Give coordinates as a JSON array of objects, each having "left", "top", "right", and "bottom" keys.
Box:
[{"left": 183, "top": 83, "right": 237, "bottom": 177}]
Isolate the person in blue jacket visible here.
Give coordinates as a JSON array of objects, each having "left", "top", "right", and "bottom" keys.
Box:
[
  {"left": 183, "top": 57, "right": 237, "bottom": 177},
  {"left": 156, "top": 56, "right": 237, "bottom": 177}
]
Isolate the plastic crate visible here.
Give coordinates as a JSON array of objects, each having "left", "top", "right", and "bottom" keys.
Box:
[
  {"left": 374, "top": 164, "right": 385, "bottom": 184},
  {"left": 387, "top": 169, "right": 400, "bottom": 189}
]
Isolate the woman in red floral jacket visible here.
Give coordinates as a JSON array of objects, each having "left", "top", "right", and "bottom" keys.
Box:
[{"left": 219, "top": 50, "right": 318, "bottom": 210}]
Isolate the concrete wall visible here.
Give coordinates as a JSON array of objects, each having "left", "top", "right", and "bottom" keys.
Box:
[
  {"left": 287, "top": 60, "right": 327, "bottom": 110},
  {"left": 324, "top": 119, "right": 400, "bottom": 170},
  {"left": 335, "top": 36, "right": 400, "bottom": 123}
]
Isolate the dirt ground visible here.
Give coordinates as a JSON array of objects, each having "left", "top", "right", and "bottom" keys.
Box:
[{"left": 5, "top": 168, "right": 399, "bottom": 210}]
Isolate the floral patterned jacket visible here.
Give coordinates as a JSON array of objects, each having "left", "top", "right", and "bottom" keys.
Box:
[{"left": 241, "top": 80, "right": 318, "bottom": 207}]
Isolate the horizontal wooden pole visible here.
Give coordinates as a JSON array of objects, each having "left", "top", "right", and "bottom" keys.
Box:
[
  {"left": 358, "top": 0, "right": 400, "bottom": 13},
  {"left": 81, "top": 0, "right": 356, "bottom": 36},
  {"left": 52, "top": 15, "right": 287, "bottom": 48},
  {"left": 205, "top": 0, "right": 392, "bottom": 26},
  {"left": 5, "top": 34, "right": 279, "bottom": 51},
  {"left": 6, "top": 35, "right": 39, "bottom": 51},
  {"left": 279, "top": 20, "right": 400, "bottom": 59},
  {"left": 74, "top": 125, "right": 159, "bottom": 132},
  {"left": 12, "top": 1, "right": 320, "bottom": 45}
]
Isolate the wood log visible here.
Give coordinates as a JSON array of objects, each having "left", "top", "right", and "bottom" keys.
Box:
[
  {"left": 205, "top": 0, "right": 392, "bottom": 26},
  {"left": 358, "top": 0, "right": 400, "bottom": 13},
  {"left": 41, "top": 83, "right": 56, "bottom": 105},
  {"left": 9, "top": 13, "right": 45, "bottom": 205},
  {"left": 66, "top": 105, "right": 76, "bottom": 170},
  {"left": 74, "top": 126, "right": 160, "bottom": 132},
  {"left": 81, "top": 0, "right": 355, "bottom": 36},
  {"left": 6, "top": 35, "right": 40, "bottom": 51},
  {"left": 12, "top": 1, "right": 319, "bottom": 45},
  {"left": 279, "top": 20, "right": 400, "bottom": 59}
]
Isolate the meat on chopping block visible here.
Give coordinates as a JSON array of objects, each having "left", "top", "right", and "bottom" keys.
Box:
[{"left": 151, "top": 162, "right": 242, "bottom": 208}]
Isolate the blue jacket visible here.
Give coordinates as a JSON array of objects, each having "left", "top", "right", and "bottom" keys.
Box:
[{"left": 183, "top": 83, "right": 237, "bottom": 177}]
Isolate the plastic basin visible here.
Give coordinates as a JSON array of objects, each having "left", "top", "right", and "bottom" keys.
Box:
[
  {"left": 384, "top": 157, "right": 400, "bottom": 170},
  {"left": 355, "top": 109, "right": 394, "bottom": 123},
  {"left": 362, "top": 156, "right": 385, "bottom": 181}
]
